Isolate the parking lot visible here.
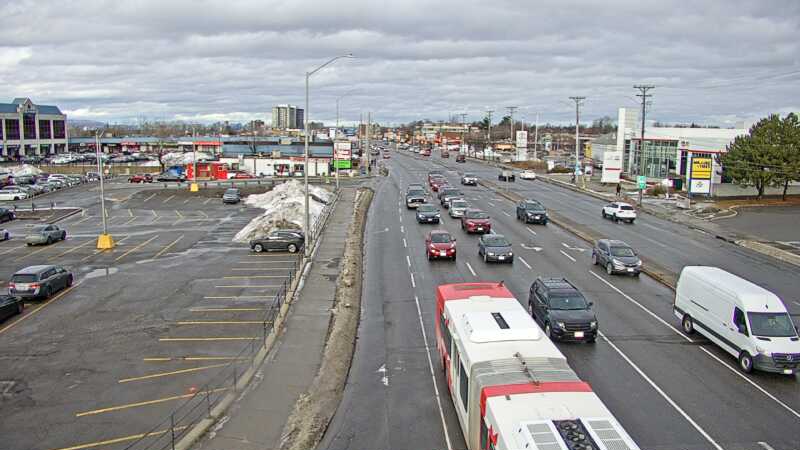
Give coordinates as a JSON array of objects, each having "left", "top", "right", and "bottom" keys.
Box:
[{"left": 0, "top": 182, "right": 302, "bottom": 450}]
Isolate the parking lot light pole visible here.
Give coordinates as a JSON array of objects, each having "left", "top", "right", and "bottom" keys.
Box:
[
  {"left": 304, "top": 53, "right": 354, "bottom": 258},
  {"left": 190, "top": 128, "right": 199, "bottom": 192},
  {"left": 95, "top": 130, "right": 114, "bottom": 250}
]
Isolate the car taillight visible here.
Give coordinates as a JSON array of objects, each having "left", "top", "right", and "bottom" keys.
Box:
[
  {"left": 8, "top": 283, "right": 15, "bottom": 289},
  {"left": 30, "top": 283, "right": 40, "bottom": 289}
]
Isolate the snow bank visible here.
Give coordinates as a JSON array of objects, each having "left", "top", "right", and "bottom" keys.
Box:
[
  {"left": 233, "top": 180, "right": 333, "bottom": 243},
  {"left": 162, "top": 151, "right": 213, "bottom": 167},
  {"left": 8, "top": 164, "right": 44, "bottom": 177}
]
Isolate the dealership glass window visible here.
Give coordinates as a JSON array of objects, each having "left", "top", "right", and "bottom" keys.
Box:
[
  {"left": 53, "top": 120, "right": 66, "bottom": 139},
  {"left": 628, "top": 139, "right": 678, "bottom": 179},
  {"left": 39, "top": 120, "right": 51, "bottom": 139},
  {"left": 5, "top": 119, "right": 20, "bottom": 140},
  {"left": 23, "top": 113, "right": 37, "bottom": 139}
]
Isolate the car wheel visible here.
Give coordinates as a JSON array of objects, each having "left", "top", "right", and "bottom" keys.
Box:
[
  {"left": 633, "top": 271, "right": 640, "bottom": 277},
  {"left": 483, "top": 252, "right": 488, "bottom": 263},
  {"left": 66, "top": 275, "right": 74, "bottom": 287},
  {"left": 682, "top": 315, "right": 694, "bottom": 335},
  {"left": 528, "top": 303, "right": 535, "bottom": 317},
  {"left": 17, "top": 301, "right": 24, "bottom": 315},
  {"left": 287, "top": 243, "right": 298, "bottom": 253},
  {"left": 586, "top": 337, "right": 597, "bottom": 344},
  {"left": 3, "top": 232, "right": 8, "bottom": 241},
  {"left": 601, "top": 210, "right": 607, "bottom": 219},
  {"left": 427, "top": 251, "right": 432, "bottom": 261},
  {"left": 738, "top": 351, "right": 754, "bottom": 373},
  {"left": 614, "top": 214, "right": 619, "bottom": 223},
  {"left": 451, "top": 254, "right": 456, "bottom": 261},
  {"left": 44, "top": 287, "right": 52, "bottom": 299},
  {"left": 591, "top": 253, "right": 598, "bottom": 265},
  {"left": 61, "top": 232, "right": 66, "bottom": 241},
  {"left": 253, "top": 243, "right": 264, "bottom": 253},
  {"left": 46, "top": 237, "right": 52, "bottom": 245},
  {"left": 606, "top": 263, "right": 614, "bottom": 275},
  {"left": 629, "top": 219, "right": 635, "bottom": 224}
]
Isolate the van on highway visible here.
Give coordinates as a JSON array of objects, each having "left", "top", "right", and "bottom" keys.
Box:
[{"left": 674, "top": 266, "right": 800, "bottom": 374}]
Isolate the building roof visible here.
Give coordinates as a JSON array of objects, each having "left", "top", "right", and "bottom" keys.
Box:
[{"left": 1, "top": 98, "right": 64, "bottom": 116}]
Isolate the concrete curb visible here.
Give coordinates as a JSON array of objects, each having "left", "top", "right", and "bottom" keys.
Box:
[{"left": 172, "top": 191, "right": 341, "bottom": 450}]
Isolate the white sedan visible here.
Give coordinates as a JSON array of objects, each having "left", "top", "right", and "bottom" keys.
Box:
[
  {"left": 602, "top": 202, "right": 637, "bottom": 224},
  {"left": 0, "top": 188, "right": 29, "bottom": 201},
  {"left": 519, "top": 170, "right": 537, "bottom": 180}
]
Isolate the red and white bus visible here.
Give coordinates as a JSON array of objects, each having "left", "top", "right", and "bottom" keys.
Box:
[{"left": 435, "top": 282, "right": 641, "bottom": 450}]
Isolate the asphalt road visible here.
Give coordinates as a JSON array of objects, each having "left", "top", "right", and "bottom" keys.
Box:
[
  {"left": 0, "top": 181, "right": 301, "bottom": 450},
  {"left": 320, "top": 149, "right": 800, "bottom": 450},
  {"left": 718, "top": 205, "right": 800, "bottom": 243}
]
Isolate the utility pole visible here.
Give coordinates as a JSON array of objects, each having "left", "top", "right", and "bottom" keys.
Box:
[
  {"left": 506, "top": 106, "right": 517, "bottom": 160},
  {"left": 366, "top": 112, "right": 371, "bottom": 174},
  {"left": 634, "top": 85, "right": 655, "bottom": 206},
  {"left": 533, "top": 113, "right": 539, "bottom": 160},
  {"left": 485, "top": 109, "right": 494, "bottom": 160},
  {"left": 458, "top": 113, "right": 467, "bottom": 156},
  {"left": 569, "top": 96, "right": 586, "bottom": 185}
]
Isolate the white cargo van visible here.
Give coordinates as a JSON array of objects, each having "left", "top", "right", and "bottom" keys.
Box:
[{"left": 674, "top": 266, "right": 800, "bottom": 374}]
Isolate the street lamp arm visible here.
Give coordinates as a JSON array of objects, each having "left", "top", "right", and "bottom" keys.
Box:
[{"left": 307, "top": 54, "right": 354, "bottom": 77}]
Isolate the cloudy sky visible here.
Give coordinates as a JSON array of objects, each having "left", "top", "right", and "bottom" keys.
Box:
[{"left": 1, "top": 0, "right": 798, "bottom": 127}]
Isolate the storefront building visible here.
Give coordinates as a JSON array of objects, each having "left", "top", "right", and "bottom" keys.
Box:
[{"left": 0, "top": 98, "right": 67, "bottom": 159}]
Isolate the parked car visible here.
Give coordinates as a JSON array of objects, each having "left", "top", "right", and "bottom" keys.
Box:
[
  {"left": 85, "top": 172, "right": 101, "bottom": 182},
  {"left": 456, "top": 154, "right": 466, "bottom": 163},
  {"left": 528, "top": 277, "right": 597, "bottom": 343},
  {"left": 405, "top": 189, "right": 427, "bottom": 209},
  {"left": 25, "top": 224, "right": 66, "bottom": 246},
  {"left": 425, "top": 230, "right": 456, "bottom": 261},
  {"left": 674, "top": 266, "right": 800, "bottom": 374},
  {"left": 461, "top": 173, "right": 478, "bottom": 185},
  {"left": 128, "top": 173, "right": 154, "bottom": 183},
  {"left": 592, "top": 239, "right": 642, "bottom": 276},
  {"left": 460, "top": 209, "right": 491, "bottom": 234},
  {"left": 0, "top": 294, "right": 24, "bottom": 323},
  {"left": 230, "top": 171, "right": 255, "bottom": 179},
  {"left": 438, "top": 187, "right": 462, "bottom": 208},
  {"left": 0, "top": 207, "right": 15, "bottom": 223},
  {"left": 382, "top": 151, "right": 391, "bottom": 159},
  {"left": 156, "top": 172, "right": 185, "bottom": 182},
  {"left": 519, "top": 170, "right": 537, "bottom": 180},
  {"left": 249, "top": 229, "right": 305, "bottom": 253},
  {"left": 449, "top": 199, "right": 469, "bottom": 218},
  {"left": 222, "top": 188, "right": 241, "bottom": 204},
  {"left": 602, "top": 202, "right": 637, "bottom": 224},
  {"left": 478, "top": 234, "right": 514, "bottom": 263},
  {"left": 420, "top": 148, "right": 431, "bottom": 157},
  {"left": 498, "top": 169, "right": 515, "bottom": 182},
  {"left": 1, "top": 228, "right": 9, "bottom": 241},
  {"left": 9, "top": 265, "right": 74, "bottom": 300},
  {"left": 515, "top": 199, "right": 548, "bottom": 225},
  {"left": 0, "top": 187, "right": 29, "bottom": 201},
  {"left": 415, "top": 203, "right": 441, "bottom": 224}
]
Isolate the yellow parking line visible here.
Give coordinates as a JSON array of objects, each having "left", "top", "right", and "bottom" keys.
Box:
[
  {"left": 198, "top": 210, "right": 209, "bottom": 218},
  {"left": 203, "top": 198, "right": 212, "bottom": 205},
  {"left": 162, "top": 195, "right": 175, "bottom": 203},
  {"left": 44, "top": 426, "right": 189, "bottom": 450},
  {"left": 158, "top": 337, "right": 256, "bottom": 342},
  {"left": 203, "top": 295, "right": 275, "bottom": 299},
  {"left": 75, "top": 388, "right": 228, "bottom": 417},
  {"left": 54, "top": 239, "right": 94, "bottom": 258},
  {"left": 176, "top": 321, "right": 265, "bottom": 325},
  {"left": 222, "top": 275, "right": 288, "bottom": 279},
  {"left": 0, "top": 245, "right": 25, "bottom": 255},
  {"left": 0, "top": 282, "right": 81, "bottom": 336},
  {"left": 143, "top": 192, "right": 157, "bottom": 202},
  {"left": 118, "top": 363, "right": 228, "bottom": 383},
  {"left": 71, "top": 216, "right": 92, "bottom": 226},
  {"left": 171, "top": 219, "right": 182, "bottom": 226},
  {"left": 190, "top": 308, "right": 262, "bottom": 312},
  {"left": 128, "top": 208, "right": 133, "bottom": 217},
  {"left": 143, "top": 356, "right": 249, "bottom": 362},
  {"left": 214, "top": 285, "right": 282, "bottom": 289},
  {"left": 22, "top": 241, "right": 65, "bottom": 259},
  {"left": 114, "top": 235, "right": 159, "bottom": 262},
  {"left": 235, "top": 260, "right": 297, "bottom": 264},
  {"left": 175, "top": 210, "right": 183, "bottom": 218},
  {"left": 153, "top": 235, "right": 183, "bottom": 258},
  {"left": 121, "top": 216, "right": 137, "bottom": 226}
]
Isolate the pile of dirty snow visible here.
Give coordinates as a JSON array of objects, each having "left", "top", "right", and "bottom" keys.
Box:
[
  {"left": 8, "top": 164, "right": 43, "bottom": 177},
  {"left": 233, "top": 180, "right": 333, "bottom": 243},
  {"left": 162, "top": 151, "right": 213, "bottom": 167}
]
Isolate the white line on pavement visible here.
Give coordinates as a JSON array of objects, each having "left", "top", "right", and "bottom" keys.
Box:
[
  {"left": 518, "top": 256, "right": 532, "bottom": 270},
  {"left": 793, "top": 300, "right": 800, "bottom": 307},
  {"left": 403, "top": 238, "right": 407, "bottom": 248},
  {"left": 758, "top": 442, "right": 777, "bottom": 450},
  {"left": 526, "top": 227, "right": 537, "bottom": 236},
  {"left": 400, "top": 225, "right": 405, "bottom": 233},
  {"left": 487, "top": 201, "right": 495, "bottom": 207},
  {"left": 598, "top": 331, "right": 725, "bottom": 450},
  {"left": 413, "top": 295, "right": 454, "bottom": 450},
  {"left": 410, "top": 272, "right": 416, "bottom": 288},
  {"left": 406, "top": 255, "right": 411, "bottom": 267},
  {"left": 399, "top": 215, "right": 403, "bottom": 223},
  {"left": 143, "top": 193, "right": 156, "bottom": 202},
  {"left": 589, "top": 271, "right": 800, "bottom": 420},
  {"left": 465, "top": 262, "right": 477, "bottom": 277},
  {"left": 502, "top": 211, "right": 511, "bottom": 217},
  {"left": 559, "top": 250, "right": 576, "bottom": 262}
]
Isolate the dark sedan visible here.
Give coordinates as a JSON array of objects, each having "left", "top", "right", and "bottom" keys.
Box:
[
  {"left": 416, "top": 204, "right": 441, "bottom": 224},
  {"left": 0, "top": 295, "right": 24, "bottom": 323},
  {"left": 0, "top": 207, "right": 15, "bottom": 223},
  {"left": 156, "top": 172, "right": 185, "bottom": 182},
  {"left": 477, "top": 234, "right": 514, "bottom": 263},
  {"left": 250, "top": 229, "right": 305, "bottom": 253},
  {"left": 515, "top": 200, "right": 548, "bottom": 225}
]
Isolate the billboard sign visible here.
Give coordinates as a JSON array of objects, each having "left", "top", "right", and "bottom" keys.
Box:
[
  {"left": 690, "top": 179, "right": 711, "bottom": 194},
  {"left": 334, "top": 141, "right": 351, "bottom": 159},
  {"left": 329, "top": 128, "right": 337, "bottom": 140},
  {"left": 601, "top": 151, "right": 623, "bottom": 183},
  {"left": 515, "top": 131, "right": 528, "bottom": 149},
  {"left": 691, "top": 157, "right": 712, "bottom": 179}
]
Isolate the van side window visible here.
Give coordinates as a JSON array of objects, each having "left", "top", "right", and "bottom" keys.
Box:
[{"left": 733, "top": 308, "right": 748, "bottom": 335}]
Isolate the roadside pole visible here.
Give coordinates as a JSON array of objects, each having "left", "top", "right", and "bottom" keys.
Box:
[{"left": 95, "top": 130, "right": 114, "bottom": 249}]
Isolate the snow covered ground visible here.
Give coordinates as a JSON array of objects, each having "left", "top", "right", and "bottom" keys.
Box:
[
  {"left": 162, "top": 151, "right": 213, "bottom": 167},
  {"left": 233, "top": 180, "right": 334, "bottom": 243},
  {"left": 3, "top": 164, "right": 44, "bottom": 177}
]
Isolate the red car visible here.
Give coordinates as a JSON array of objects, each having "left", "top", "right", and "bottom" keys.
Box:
[
  {"left": 426, "top": 230, "right": 456, "bottom": 261},
  {"left": 460, "top": 208, "right": 491, "bottom": 234},
  {"left": 420, "top": 149, "right": 431, "bottom": 157},
  {"left": 382, "top": 152, "right": 391, "bottom": 159},
  {"left": 430, "top": 178, "right": 448, "bottom": 192},
  {"left": 128, "top": 173, "right": 153, "bottom": 183},
  {"left": 231, "top": 171, "right": 255, "bottom": 179}
]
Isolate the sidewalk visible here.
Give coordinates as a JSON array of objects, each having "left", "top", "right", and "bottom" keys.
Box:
[{"left": 194, "top": 187, "right": 356, "bottom": 450}]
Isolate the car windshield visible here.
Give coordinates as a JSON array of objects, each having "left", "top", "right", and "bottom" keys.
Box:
[
  {"left": 464, "top": 173, "right": 475, "bottom": 177},
  {"left": 451, "top": 201, "right": 467, "bottom": 208},
  {"left": 610, "top": 246, "right": 636, "bottom": 257},
  {"left": 418, "top": 204, "right": 437, "bottom": 212},
  {"left": 430, "top": 233, "right": 452, "bottom": 243},
  {"left": 747, "top": 312, "right": 797, "bottom": 337},
  {"left": 549, "top": 294, "right": 588, "bottom": 310},
  {"left": 466, "top": 211, "right": 488, "bottom": 219},
  {"left": 408, "top": 189, "right": 425, "bottom": 197},
  {"left": 620, "top": 205, "right": 635, "bottom": 211},
  {"left": 12, "top": 274, "right": 38, "bottom": 283},
  {"left": 524, "top": 202, "right": 543, "bottom": 210},
  {"left": 31, "top": 226, "right": 48, "bottom": 233},
  {"left": 483, "top": 236, "right": 509, "bottom": 246},
  {"left": 443, "top": 189, "right": 460, "bottom": 195},
  {"left": 225, "top": 189, "right": 239, "bottom": 195}
]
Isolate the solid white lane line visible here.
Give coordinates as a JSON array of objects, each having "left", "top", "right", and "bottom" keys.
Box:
[
  {"left": 410, "top": 272, "right": 416, "bottom": 288},
  {"left": 559, "top": 250, "right": 576, "bottom": 262},
  {"left": 400, "top": 225, "right": 404, "bottom": 233},
  {"left": 143, "top": 193, "right": 156, "bottom": 202},
  {"left": 413, "top": 295, "right": 454, "bottom": 450},
  {"left": 487, "top": 201, "right": 495, "bottom": 207},
  {"left": 598, "top": 331, "right": 725, "bottom": 450},
  {"left": 589, "top": 271, "right": 800, "bottom": 420},
  {"left": 526, "top": 227, "right": 537, "bottom": 236},
  {"left": 465, "top": 262, "right": 477, "bottom": 277},
  {"left": 518, "top": 256, "right": 532, "bottom": 270},
  {"left": 403, "top": 238, "right": 407, "bottom": 248},
  {"left": 757, "top": 442, "right": 776, "bottom": 450},
  {"left": 793, "top": 300, "right": 800, "bottom": 307},
  {"left": 502, "top": 211, "right": 511, "bottom": 217},
  {"left": 407, "top": 255, "right": 411, "bottom": 267}
]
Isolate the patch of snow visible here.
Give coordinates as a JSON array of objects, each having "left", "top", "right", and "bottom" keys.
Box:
[
  {"left": 233, "top": 180, "right": 333, "bottom": 243},
  {"left": 7, "top": 164, "right": 43, "bottom": 177},
  {"left": 162, "top": 151, "right": 213, "bottom": 167}
]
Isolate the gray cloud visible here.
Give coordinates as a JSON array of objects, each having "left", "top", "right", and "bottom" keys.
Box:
[{"left": 0, "top": 0, "right": 797, "bottom": 126}]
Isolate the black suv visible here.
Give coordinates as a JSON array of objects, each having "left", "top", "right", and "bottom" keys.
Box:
[
  {"left": 515, "top": 199, "right": 548, "bottom": 225},
  {"left": 528, "top": 277, "right": 597, "bottom": 343}
]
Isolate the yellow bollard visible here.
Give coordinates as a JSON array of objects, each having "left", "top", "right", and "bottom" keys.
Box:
[{"left": 96, "top": 233, "right": 115, "bottom": 250}]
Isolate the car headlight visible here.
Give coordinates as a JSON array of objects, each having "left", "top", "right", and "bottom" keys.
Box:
[
  {"left": 488, "top": 252, "right": 495, "bottom": 256},
  {"left": 556, "top": 321, "right": 566, "bottom": 329},
  {"left": 636, "top": 260, "right": 643, "bottom": 266},
  {"left": 508, "top": 251, "right": 513, "bottom": 256},
  {"left": 590, "top": 321, "right": 597, "bottom": 329},
  {"left": 435, "top": 214, "right": 441, "bottom": 217},
  {"left": 755, "top": 345, "right": 768, "bottom": 355}
]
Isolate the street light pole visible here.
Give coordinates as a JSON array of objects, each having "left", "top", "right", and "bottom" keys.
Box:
[
  {"left": 95, "top": 130, "right": 114, "bottom": 249},
  {"left": 304, "top": 54, "right": 354, "bottom": 258}
]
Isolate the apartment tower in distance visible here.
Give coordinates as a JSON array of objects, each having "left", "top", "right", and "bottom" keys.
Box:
[{"left": 271, "top": 104, "right": 305, "bottom": 130}]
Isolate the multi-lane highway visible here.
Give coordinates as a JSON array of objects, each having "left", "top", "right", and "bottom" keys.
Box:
[{"left": 320, "top": 149, "right": 800, "bottom": 450}]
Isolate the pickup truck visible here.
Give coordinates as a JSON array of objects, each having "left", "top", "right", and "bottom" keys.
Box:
[{"left": 498, "top": 169, "right": 515, "bottom": 182}]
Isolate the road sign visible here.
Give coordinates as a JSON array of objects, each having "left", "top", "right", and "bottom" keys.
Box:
[{"left": 637, "top": 175, "right": 647, "bottom": 189}]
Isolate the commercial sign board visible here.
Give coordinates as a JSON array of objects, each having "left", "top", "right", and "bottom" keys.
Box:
[
  {"left": 515, "top": 131, "right": 528, "bottom": 149},
  {"left": 691, "top": 157, "right": 712, "bottom": 179},
  {"left": 690, "top": 179, "right": 711, "bottom": 194},
  {"left": 334, "top": 141, "right": 352, "bottom": 159},
  {"left": 601, "top": 151, "right": 623, "bottom": 183}
]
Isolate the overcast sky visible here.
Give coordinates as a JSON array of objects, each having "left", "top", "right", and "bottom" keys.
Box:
[{"left": 1, "top": 0, "right": 798, "bottom": 127}]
